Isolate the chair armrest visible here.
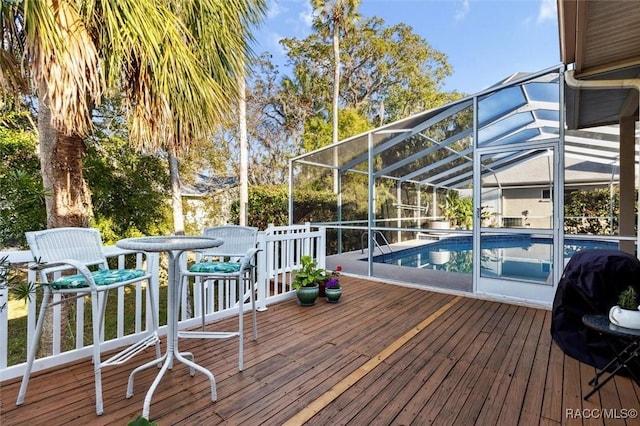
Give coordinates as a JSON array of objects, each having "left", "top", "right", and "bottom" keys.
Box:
[
  {"left": 30, "top": 258, "right": 97, "bottom": 289},
  {"left": 245, "top": 247, "right": 261, "bottom": 258},
  {"left": 238, "top": 248, "right": 262, "bottom": 270}
]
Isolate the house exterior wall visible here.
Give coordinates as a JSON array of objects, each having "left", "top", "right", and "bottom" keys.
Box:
[
  {"left": 183, "top": 187, "right": 238, "bottom": 233},
  {"left": 501, "top": 186, "right": 553, "bottom": 228},
  {"left": 500, "top": 183, "right": 613, "bottom": 229}
]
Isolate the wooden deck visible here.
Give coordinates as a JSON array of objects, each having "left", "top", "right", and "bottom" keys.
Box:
[{"left": 1, "top": 276, "right": 639, "bottom": 425}]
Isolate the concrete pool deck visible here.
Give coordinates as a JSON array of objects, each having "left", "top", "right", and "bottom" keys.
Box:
[{"left": 325, "top": 238, "right": 473, "bottom": 293}]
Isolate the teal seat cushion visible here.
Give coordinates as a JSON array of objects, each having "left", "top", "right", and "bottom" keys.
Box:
[
  {"left": 189, "top": 261, "right": 241, "bottom": 274},
  {"left": 50, "top": 269, "right": 146, "bottom": 290}
]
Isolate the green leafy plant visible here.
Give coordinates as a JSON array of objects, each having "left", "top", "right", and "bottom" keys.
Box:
[
  {"left": 440, "top": 191, "right": 473, "bottom": 229},
  {"left": 0, "top": 255, "right": 36, "bottom": 307},
  {"left": 617, "top": 286, "right": 639, "bottom": 310},
  {"left": 127, "top": 415, "right": 158, "bottom": 426},
  {"left": 292, "top": 255, "right": 326, "bottom": 290},
  {"left": 0, "top": 110, "right": 47, "bottom": 249}
]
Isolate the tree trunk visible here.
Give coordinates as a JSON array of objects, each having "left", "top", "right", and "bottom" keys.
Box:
[
  {"left": 169, "top": 152, "right": 185, "bottom": 235},
  {"left": 332, "top": 19, "right": 340, "bottom": 193},
  {"left": 37, "top": 80, "right": 93, "bottom": 355},
  {"left": 239, "top": 73, "right": 248, "bottom": 226},
  {"left": 38, "top": 82, "right": 93, "bottom": 228},
  {"left": 168, "top": 152, "right": 191, "bottom": 315},
  {"left": 332, "top": 26, "right": 340, "bottom": 146}
]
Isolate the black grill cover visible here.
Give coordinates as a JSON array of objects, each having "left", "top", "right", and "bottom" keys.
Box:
[{"left": 551, "top": 249, "right": 640, "bottom": 372}]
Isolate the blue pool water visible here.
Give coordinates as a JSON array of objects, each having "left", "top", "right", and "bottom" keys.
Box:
[{"left": 370, "top": 235, "right": 618, "bottom": 283}]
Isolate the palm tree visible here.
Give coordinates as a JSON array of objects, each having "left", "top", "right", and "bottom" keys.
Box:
[
  {"left": 311, "top": 0, "right": 360, "bottom": 191},
  {"left": 0, "top": 0, "right": 265, "bottom": 227},
  {"left": 1, "top": 0, "right": 265, "bottom": 356}
]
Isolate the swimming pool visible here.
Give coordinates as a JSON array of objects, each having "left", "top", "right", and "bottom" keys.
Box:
[{"left": 370, "top": 235, "right": 618, "bottom": 284}]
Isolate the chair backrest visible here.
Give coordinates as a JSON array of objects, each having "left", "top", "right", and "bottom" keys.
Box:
[
  {"left": 25, "top": 227, "right": 108, "bottom": 270},
  {"left": 201, "top": 226, "right": 258, "bottom": 257}
]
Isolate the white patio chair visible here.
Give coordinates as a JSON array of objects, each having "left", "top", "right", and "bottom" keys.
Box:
[
  {"left": 179, "top": 225, "right": 259, "bottom": 371},
  {"left": 16, "top": 227, "right": 160, "bottom": 416}
]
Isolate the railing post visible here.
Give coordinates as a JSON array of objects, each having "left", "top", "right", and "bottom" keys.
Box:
[
  {"left": 0, "top": 269, "right": 8, "bottom": 369},
  {"left": 147, "top": 252, "right": 160, "bottom": 331},
  {"left": 303, "top": 222, "right": 311, "bottom": 257},
  {"left": 25, "top": 267, "right": 37, "bottom": 359},
  {"left": 256, "top": 230, "right": 268, "bottom": 311},
  {"left": 318, "top": 226, "right": 326, "bottom": 270}
]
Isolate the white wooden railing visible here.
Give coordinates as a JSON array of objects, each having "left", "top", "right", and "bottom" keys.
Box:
[
  {"left": 257, "top": 223, "right": 326, "bottom": 306},
  {"left": 0, "top": 224, "right": 326, "bottom": 381}
]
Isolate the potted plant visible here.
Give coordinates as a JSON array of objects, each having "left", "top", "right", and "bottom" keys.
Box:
[
  {"left": 292, "top": 255, "right": 324, "bottom": 306},
  {"left": 128, "top": 416, "right": 158, "bottom": 426},
  {"left": 318, "top": 275, "right": 329, "bottom": 297},
  {"left": 427, "top": 218, "right": 450, "bottom": 231},
  {"left": 441, "top": 193, "right": 459, "bottom": 228},
  {"left": 440, "top": 191, "right": 473, "bottom": 229},
  {"left": 324, "top": 266, "right": 342, "bottom": 303},
  {"left": 609, "top": 286, "right": 640, "bottom": 329}
]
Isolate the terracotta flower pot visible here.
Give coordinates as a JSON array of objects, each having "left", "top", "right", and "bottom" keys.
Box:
[{"left": 318, "top": 280, "right": 327, "bottom": 297}]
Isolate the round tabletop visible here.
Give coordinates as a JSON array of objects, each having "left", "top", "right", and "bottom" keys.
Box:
[
  {"left": 116, "top": 235, "right": 223, "bottom": 252},
  {"left": 582, "top": 314, "right": 640, "bottom": 339}
]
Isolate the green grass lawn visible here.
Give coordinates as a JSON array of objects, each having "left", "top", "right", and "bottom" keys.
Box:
[
  {"left": 6, "top": 284, "right": 170, "bottom": 367},
  {"left": 7, "top": 298, "right": 28, "bottom": 320}
]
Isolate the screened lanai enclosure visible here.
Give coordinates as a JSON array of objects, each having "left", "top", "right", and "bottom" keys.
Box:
[{"left": 289, "top": 65, "right": 639, "bottom": 307}]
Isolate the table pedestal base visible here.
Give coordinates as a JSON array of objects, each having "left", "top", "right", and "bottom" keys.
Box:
[
  {"left": 115, "top": 237, "right": 224, "bottom": 420},
  {"left": 126, "top": 346, "right": 216, "bottom": 419}
]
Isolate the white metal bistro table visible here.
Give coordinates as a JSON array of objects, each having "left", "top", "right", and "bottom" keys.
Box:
[{"left": 116, "top": 235, "right": 223, "bottom": 419}]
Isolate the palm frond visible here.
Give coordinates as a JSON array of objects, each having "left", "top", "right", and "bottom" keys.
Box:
[
  {"left": 22, "top": 0, "right": 102, "bottom": 136},
  {"left": 98, "top": 0, "right": 266, "bottom": 153},
  {"left": 1, "top": 0, "right": 267, "bottom": 153},
  {"left": 0, "top": 50, "right": 28, "bottom": 96}
]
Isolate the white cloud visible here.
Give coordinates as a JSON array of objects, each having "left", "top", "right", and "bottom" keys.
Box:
[
  {"left": 268, "top": 32, "right": 287, "bottom": 56},
  {"left": 265, "top": 0, "right": 284, "bottom": 20},
  {"left": 455, "top": 0, "right": 470, "bottom": 21},
  {"left": 537, "top": 0, "right": 556, "bottom": 23},
  {"left": 263, "top": 0, "right": 313, "bottom": 49},
  {"left": 299, "top": 2, "right": 314, "bottom": 28}
]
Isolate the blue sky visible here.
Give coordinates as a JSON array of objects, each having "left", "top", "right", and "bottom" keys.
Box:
[{"left": 252, "top": 0, "right": 559, "bottom": 94}]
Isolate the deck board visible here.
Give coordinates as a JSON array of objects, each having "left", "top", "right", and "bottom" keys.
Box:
[
  {"left": 2, "top": 276, "right": 639, "bottom": 425},
  {"left": 518, "top": 309, "right": 552, "bottom": 423}
]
